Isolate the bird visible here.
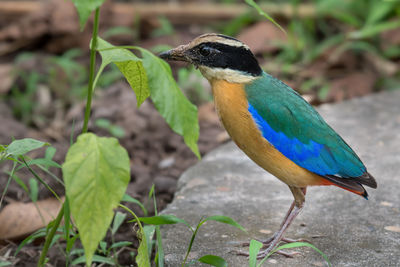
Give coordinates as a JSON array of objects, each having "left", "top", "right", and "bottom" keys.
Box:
[{"left": 159, "top": 33, "right": 377, "bottom": 258}]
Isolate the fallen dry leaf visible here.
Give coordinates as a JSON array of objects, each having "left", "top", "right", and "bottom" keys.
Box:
[
  {"left": 0, "top": 197, "right": 64, "bottom": 240},
  {"left": 328, "top": 72, "right": 376, "bottom": 102},
  {"left": 380, "top": 25, "right": 400, "bottom": 50},
  {"left": 198, "top": 102, "right": 220, "bottom": 124},
  {"left": 384, "top": 225, "right": 400, "bottom": 233},
  {"left": 259, "top": 229, "right": 272, "bottom": 235},
  {"left": 365, "top": 53, "right": 399, "bottom": 77},
  {"left": 380, "top": 201, "right": 394, "bottom": 207},
  {"left": 0, "top": 64, "right": 13, "bottom": 94},
  {"left": 238, "top": 21, "right": 286, "bottom": 54}
]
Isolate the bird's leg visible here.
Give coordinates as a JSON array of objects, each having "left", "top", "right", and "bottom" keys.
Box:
[
  {"left": 237, "top": 187, "right": 307, "bottom": 258},
  {"left": 240, "top": 201, "right": 295, "bottom": 247},
  {"left": 254, "top": 186, "right": 306, "bottom": 259}
]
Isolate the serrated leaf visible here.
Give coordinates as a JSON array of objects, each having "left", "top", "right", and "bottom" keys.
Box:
[
  {"left": 6, "top": 138, "right": 49, "bottom": 157},
  {"left": 70, "top": 0, "right": 105, "bottom": 30},
  {"left": 137, "top": 47, "right": 200, "bottom": 158},
  {"left": 249, "top": 240, "right": 263, "bottom": 267},
  {"left": 203, "top": 215, "right": 246, "bottom": 232},
  {"left": 198, "top": 255, "right": 227, "bottom": 267},
  {"left": 63, "top": 133, "right": 130, "bottom": 266},
  {"left": 96, "top": 38, "right": 149, "bottom": 107}
]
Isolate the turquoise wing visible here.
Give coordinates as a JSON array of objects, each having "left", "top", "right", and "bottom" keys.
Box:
[{"left": 245, "top": 72, "right": 366, "bottom": 179}]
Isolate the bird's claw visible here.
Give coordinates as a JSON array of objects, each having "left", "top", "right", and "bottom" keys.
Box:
[
  {"left": 256, "top": 249, "right": 301, "bottom": 259},
  {"left": 232, "top": 249, "right": 301, "bottom": 259},
  {"left": 240, "top": 235, "right": 310, "bottom": 248}
]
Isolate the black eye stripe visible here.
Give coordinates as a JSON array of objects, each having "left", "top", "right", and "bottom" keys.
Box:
[{"left": 189, "top": 42, "right": 262, "bottom": 77}]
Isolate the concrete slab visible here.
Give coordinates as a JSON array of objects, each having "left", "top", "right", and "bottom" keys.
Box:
[{"left": 161, "top": 91, "right": 400, "bottom": 266}]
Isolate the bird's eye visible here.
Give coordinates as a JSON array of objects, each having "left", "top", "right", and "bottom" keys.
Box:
[{"left": 199, "top": 46, "right": 212, "bottom": 56}]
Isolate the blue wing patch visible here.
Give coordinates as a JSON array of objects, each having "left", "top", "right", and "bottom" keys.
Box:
[{"left": 248, "top": 103, "right": 365, "bottom": 178}]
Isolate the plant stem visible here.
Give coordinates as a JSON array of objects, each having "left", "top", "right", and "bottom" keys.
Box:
[
  {"left": 37, "top": 203, "right": 65, "bottom": 267},
  {"left": 37, "top": 8, "right": 101, "bottom": 266},
  {"left": 82, "top": 7, "right": 100, "bottom": 133},
  {"left": 22, "top": 157, "right": 61, "bottom": 201}
]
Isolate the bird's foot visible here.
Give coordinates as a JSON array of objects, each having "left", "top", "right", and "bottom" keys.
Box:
[
  {"left": 236, "top": 234, "right": 308, "bottom": 259},
  {"left": 255, "top": 245, "right": 301, "bottom": 259},
  {"left": 234, "top": 247, "right": 300, "bottom": 259},
  {"left": 240, "top": 233, "right": 310, "bottom": 248}
]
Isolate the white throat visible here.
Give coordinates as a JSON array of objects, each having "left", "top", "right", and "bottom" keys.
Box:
[{"left": 198, "top": 66, "right": 260, "bottom": 84}]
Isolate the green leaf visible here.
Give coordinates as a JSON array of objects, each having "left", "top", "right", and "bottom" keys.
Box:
[
  {"left": 28, "top": 178, "right": 38, "bottom": 202},
  {"left": 0, "top": 261, "right": 12, "bottom": 267},
  {"left": 349, "top": 20, "right": 400, "bottom": 39},
  {"left": 66, "top": 234, "right": 80, "bottom": 254},
  {"left": 96, "top": 38, "right": 150, "bottom": 107},
  {"left": 15, "top": 228, "right": 48, "bottom": 255},
  {"left": 95, "top": 118, "right": 111, "bottom": 128},
  {"left": 203, "top": 215, "right": 246, "bottom": 232},
  {"left": 198, "top": 255, "right": 227, "bottom": 267},
  {"left": 119, "top": 203, "right": 150, "bottom": 267},
  {"left": 136, "top": 226, "right": 151, "bottom": 267},
  {"left": 143, "top": 225, "right": 156, "bottom": 257},
  {"left": 148, "top": 184, "right": 155, "bottom": 199},
  {"left": 248, "top": 240, "right": 263, "bottom": 267},
  {"left": 25, "top": 158, "right": 61, "bottom": 169},
  {"left": 109, "top": 126, "right": 125, "bottom": 138},
  {"left": 6, "top": 138, "right": 49, "bottom": 157},
  {"left": 137, "top": 47, "right": 200, "bottom": 158},
  {"left": 121, "top": 194, "right": 148, "bottom": 216},
  {"left": 10, "top": 173, "right": 28, "bottom": 193},
  {"left": 108, "top": 241, "right": 132, "bottom": 250},
  {"left": 245, "top": 0, "right": 286, "bottom": 34},
  {"left": 155, "top": 226, "right": 164, "bottom": 267},
  {"left": 99, "top": 241, "right": 107, "bottom": 254},
  {"left": 71, "top": 254, "right": 115, "bottom": 265},
  {"left": 63, "top": 133, "right": 130, "bottom": 266},
  {"left": 112, "top": 211, "right": 127, "bottom": 235},
  {"left": 136, "top": 214, "right": 191, "bottom": 228},
  {"left": 70, "top": 0, "right": 105, "bottom": 30},
  {"left": 365, "top": 1, "right": 395, "bottom": 26},
  {"left": 45, "top": 146, "right": 56, "bottom": 160}
]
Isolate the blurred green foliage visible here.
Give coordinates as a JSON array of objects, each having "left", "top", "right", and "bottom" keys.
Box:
[
  {"left": 8, "top": 49, "right": 122, "bottom": 126},
  {"left": 218, "top": 0, "right": 400, "bottom": 101},
  {"left": 177, "top": 66, "right": 212, "bottom": 105},
  {"left": 7, "top": 0, "right": 400, "bottom": 120}
]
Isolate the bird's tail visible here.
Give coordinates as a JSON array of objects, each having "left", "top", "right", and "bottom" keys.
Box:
[{"left": 321, "top": 172, "right": 377, "bottom": 200}]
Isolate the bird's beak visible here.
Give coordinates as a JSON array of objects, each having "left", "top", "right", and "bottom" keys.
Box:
[{"left": 159, "top": 44, "right": 190, "bottom": 62}]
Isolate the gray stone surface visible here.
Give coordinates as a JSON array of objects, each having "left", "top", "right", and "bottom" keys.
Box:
[{"left": 162, "top": 91, "right": 400, "bottom": 267}]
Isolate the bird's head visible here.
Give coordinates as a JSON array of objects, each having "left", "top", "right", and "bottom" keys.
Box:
[{"left": 159, "top": 33, "right": 262, "bottom": 83}]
